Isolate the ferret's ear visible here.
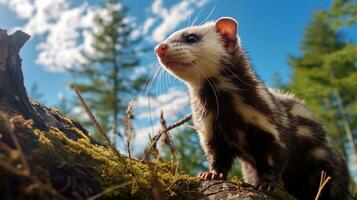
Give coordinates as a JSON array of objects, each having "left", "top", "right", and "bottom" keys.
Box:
[{"left": 215, "top": 17, "right": 238, "bottom": 51}]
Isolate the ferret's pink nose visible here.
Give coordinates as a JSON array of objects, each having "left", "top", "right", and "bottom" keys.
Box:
[{"left": 155, "top": 43, "right": 169, "bottom": 57}]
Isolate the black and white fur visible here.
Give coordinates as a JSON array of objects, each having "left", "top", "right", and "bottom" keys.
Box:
[{"left": 155, "top": 17, "right": 349, "bottom": 200}]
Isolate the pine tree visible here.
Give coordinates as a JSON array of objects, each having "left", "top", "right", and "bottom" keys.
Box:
[
  {"left": 70, "top": 0, "right": 145, "bottom": 140},
  {"left": 288, "top": 0, "right": 357, "bottom": 155}
]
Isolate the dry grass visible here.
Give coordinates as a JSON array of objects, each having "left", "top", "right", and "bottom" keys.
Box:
[
  {"left": 159, "top": 111, "right": 177, "bottom": 161},
  {"left": 73, "top": 88, "right": 120, "bottom": 157},
  {"left": 142, "top": 114, "right": 192, "bottom": 162},
  {"left": 123, "top": 100, "right": 135, "bottom": 159}
]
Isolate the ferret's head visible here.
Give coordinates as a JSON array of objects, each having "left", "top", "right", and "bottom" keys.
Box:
[{"left": 155, "top": 17, "right": 240, "bottom": 86}]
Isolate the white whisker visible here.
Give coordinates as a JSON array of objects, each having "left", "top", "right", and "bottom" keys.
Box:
[
  {"left": 187, "top": 12, "right": 192, "bottom": 27},
  {"left": 191, "top": 4, "right": 207, "bottom": 26},
  {"left": 143, "top": 63, "right": 160, "bottom": 93},
  {"left": 155, "top": 67, "right": 164, "bottom": 96},
  {"left": 201, "top": 5, "right": 216, "bottom": 24},
  {"left": 146, "top": 64, "right": 161, "bottom": 95}
]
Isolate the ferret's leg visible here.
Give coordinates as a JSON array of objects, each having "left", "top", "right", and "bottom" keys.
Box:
[
  {"left": 198, "top": 140, "right": 235, "bottom": 180},
  {"left": 240, "top": 153, "right": 283, "bottom": 191},
  {"left": 240, "top": 160, "right": 259, "bottom": 184},
  {"left": 253, "top": 148, "right": 285, "bottom": 191}
]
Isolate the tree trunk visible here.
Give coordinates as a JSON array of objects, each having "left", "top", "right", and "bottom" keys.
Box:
[
  {"left": 334, "top": 90, "right": 356, "bottom": 153},
  {"left": 329, "top": 68, "right": 356, "bottom": 153},
  {"left": 0, "top": 29, "right": 294, "bottom": 200}
]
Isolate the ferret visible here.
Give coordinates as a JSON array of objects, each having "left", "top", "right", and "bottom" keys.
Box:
[{"left": 155, "top": 17, "right": 349, "bottom": 200}]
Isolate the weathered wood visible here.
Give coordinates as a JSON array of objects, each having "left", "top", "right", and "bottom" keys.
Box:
[
  {"left": 200, "top": 181, "right": 269, "bottom": 200},
  {"left": 0, "top": 29, "right": 92, "bottom": 140}
]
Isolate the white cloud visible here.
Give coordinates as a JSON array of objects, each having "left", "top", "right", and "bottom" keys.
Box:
[
  {"left": 1, "top": 0, "right": 70, "bottom": 35},
  {"left": 0, "top": 0, "right": 112, "bottom": 72},
  {"left": 142, "top": 17, "right": 156, "bottom": 34},
  {"left": 1, "top": 0, "right": 35, "bottom": 19},
  {"left": 135, "top": 88, "right": 190, "bottom": 120},
  {"left": 145, "top": 0, "right": 208, "bottom": 42},
  {"left": 133, "top": 87, "right": 190, "bottom": 146},
  {"left": 36, "top": 3, "right": 88, "bottom": 71},
  {"left": 71, "top": 106, "right": 90, "bottom": 122},
  {"left": 134, "top": 123, "right": 160, "bottom": 146}
]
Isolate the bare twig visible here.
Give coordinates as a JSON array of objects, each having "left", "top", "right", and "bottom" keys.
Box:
[
  {"left": 86, "top": 181, "right": 133, "bottom": 200},
  {"left": 314, "top": 170, "right": 332, "bottom": 200},
  {"left": 141, "top": 114, "right": 192, "bottom": 162},
  {"left": 146, "top": 133, "right": 160, "bottom": 160},
  {"left": 0, "top": 160, "right": 29, "bottom": 177},
  {"left": 25, "top": 177, "right": 69, "bottom": 200},
  {"left": 159, "top": 111, "right": 176, "bottom": 161},
  {"left": 72, "top": 88, "right": 120, "bottom": 156},
  {"left": 166, "top": 114, "right": 192, "bottom": 132}
]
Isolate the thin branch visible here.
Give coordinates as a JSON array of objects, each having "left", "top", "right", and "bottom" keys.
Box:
[
  {"left": 315, "top": 170, "right": 332, "bottom": 200},
  {"left": 141, "top": 114, "right": 192, "bottom": 162},
  {"left": 86, "top": 181, "right": 133, "bottom": 200},
  {"left": 72, "top": 88, "right": 120, "bottom": 156},
  {"left": 166, "top": 114, "right": 192, "bottom": 132},
  {"left": 0, "top": 161, "right": 30, "bottom": 177},
  {"left": 25, "top": 177, "right": 69, "bottom": 200}
]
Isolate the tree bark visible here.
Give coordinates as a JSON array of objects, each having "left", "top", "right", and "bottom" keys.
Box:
[
  {"left": 0, "top": 29, "right": 97, "bottom": 141},
  {"left": 0, "top": 29, "right": 293, "bottom": 200},
  {"left": 198, "top": 181, "right": 283, "bottom": 200}
]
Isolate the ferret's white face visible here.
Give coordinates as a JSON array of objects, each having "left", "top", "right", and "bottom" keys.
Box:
[{"left": 155, "top": 17, "right": 239, "bottom": 87}]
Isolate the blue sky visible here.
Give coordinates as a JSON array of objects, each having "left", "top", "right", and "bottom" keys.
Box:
[{"left": 0, "top": 0, "right": 336, "bottom": 105}]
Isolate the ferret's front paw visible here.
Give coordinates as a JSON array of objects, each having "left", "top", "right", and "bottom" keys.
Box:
[
  {"left": 197, "top": 172, "right": 225, "bottom": 180},
  {"left": 256, "top": 179, "right": 276, "bottom": 192}
]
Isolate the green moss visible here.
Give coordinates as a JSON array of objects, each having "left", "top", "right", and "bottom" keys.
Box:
[{"left": 0, "top": 113, "right": 202, "bottom": 200}]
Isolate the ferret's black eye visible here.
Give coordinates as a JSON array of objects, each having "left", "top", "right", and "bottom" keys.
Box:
[{"left": 185, "top": 34, "right": 199, "bottom": 43}]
